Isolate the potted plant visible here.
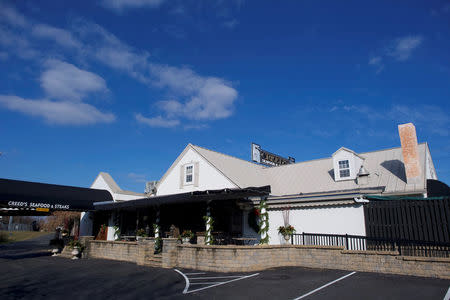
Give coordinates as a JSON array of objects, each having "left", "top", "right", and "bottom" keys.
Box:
[
  {"left": 50, "top": 238, "right": 64, "bottom": 256},
  {"left": 136, "top": 228, "right": 148, "bottom": 240},
  {"left": 278, "top": 225, "right": 295, "bottom": 242},
  {"left": 67, "top": 240, "right": 84, "bottom": 260},
  {"left": 181, "top": 230, "right": 194, "bottom": 244}
]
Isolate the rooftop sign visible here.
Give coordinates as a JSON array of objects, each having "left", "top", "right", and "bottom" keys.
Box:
[{"left": 251, "top": 143, "right": 295, "bottom": 167}]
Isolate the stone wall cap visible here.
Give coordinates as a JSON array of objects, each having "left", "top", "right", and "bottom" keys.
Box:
[
  {"left": 397, "top": 256, "right": 450, "bottom": 263},
  {"left": 90, "top": 240, "right": 137, "bottom": 245},
  {"left": 177, "top": 244, "right": 344, "bottom": 250},
  {"left": 341, "top": 250, "right": 399, "bottom": 256}
]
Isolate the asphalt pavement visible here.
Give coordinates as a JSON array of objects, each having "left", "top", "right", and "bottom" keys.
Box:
[{"left": 0, "top": 234, "right": 448, "bottom": 300}]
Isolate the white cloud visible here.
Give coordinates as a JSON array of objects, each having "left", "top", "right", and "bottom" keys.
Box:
[
  {"left": 0, "top": 95, "right": 115, "bottom": 125},
  {"left": 0, "top": 27, "right": 38, "bottom": 59},
  {"left": 387, "top": 35, "right": 423, "bottom": 61},
  {"left": 40, "top": 59, "right": 108, "bottom": 101},
  {"left": 0, "top": 7, "right": 239, "bottom": 128},
  {"left": 100, "top": 0, "right": 166, "bottom": 12},
  {"left": 31, "top": 24, "right": 81, "bottom": 49},
  {"left": 369, "top": 56, "right": 382, "bottom": 65},
  {"left": 127, "top": 172, "right": 148, "bottom": 183},
  {"left": 368, "top": 56, "right": 384, "bottom": 74},
  {"left": 389, "top": 105, "right": 449, "bottom": 136},
  {"left": 368, "top": 35, "right": 423, "bottom": 73},
  {"left": 222, "top": 19, "right": 239, "bottom": 29},
  {"left": 328, "top": 102, "right": 449, "bottom": 137},
  {"left": 0, "top": 4, "right": 28, "bottom": 28},
  {"left": 74, "top": 20, "right": 150, "bottom": 78},
  {"left": 151, "top": 65, "right": 238, "bottom": 120},
  {"left": 135, "top": 113, "right": 179, "bottom": 128}
]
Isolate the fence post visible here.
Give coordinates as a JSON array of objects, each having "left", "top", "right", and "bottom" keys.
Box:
[
  {"left": 345, "top": 234, "right": 349, "bottom": 250},
  {"left": 302, "top": 232, "right": 305, "bottom": 246},
  {"left": 291, "top": 234, "right": 293, "bottom": 245}
]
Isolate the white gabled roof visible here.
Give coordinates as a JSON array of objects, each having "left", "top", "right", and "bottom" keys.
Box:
[
  {"left": 165, "top": 143, "right": 429, "bottom": 197},
  {"left": 191, "top": 144, "right": 265, "bottom": 188},
  {"left": 332, "top": 147, "right": 365, "bottom": 160},
  {"left": 94, "top": 172, "right": 146, "bottom": 197}
]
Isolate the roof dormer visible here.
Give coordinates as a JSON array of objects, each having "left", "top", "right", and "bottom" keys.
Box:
[{"left": 332, "top": 147, "right": 365, "bottom": 181}]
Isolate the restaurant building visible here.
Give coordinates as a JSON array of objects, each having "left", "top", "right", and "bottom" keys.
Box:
[{"left": 80, "top": 123, "right": 438, "bottom": 244}]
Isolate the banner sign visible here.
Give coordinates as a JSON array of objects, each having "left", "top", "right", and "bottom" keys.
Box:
[
  {"left": 251, "top": 143, "right": 295, "bottom": 167},
  {"left": 7, "top": 201, "right": 70, "bottom": 211}
]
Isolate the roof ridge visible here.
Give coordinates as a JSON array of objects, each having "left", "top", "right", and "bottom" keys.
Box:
[
  {"left": 358, "top": 142, "right": 426, "bottom": 155},
  {"left": 191, "top": 144, "right": 263, "bottom": 168},
  {"left": 262, "top": 143, "right": 427, "bottom": 170}
]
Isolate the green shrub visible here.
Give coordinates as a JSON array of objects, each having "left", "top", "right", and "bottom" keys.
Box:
[{"left": 0, "top": 231, "right": 9, "bottom": 243}]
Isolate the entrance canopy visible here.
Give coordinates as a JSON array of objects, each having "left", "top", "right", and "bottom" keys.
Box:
[
  {"left": 0, "top": 178, "right": 113, "bottom": 215},
  {"left": 94, "top": 186, "right": 271, "bottom": 211}
]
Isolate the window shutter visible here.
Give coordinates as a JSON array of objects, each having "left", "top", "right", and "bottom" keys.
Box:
[
  {"left": 194, "top": 162, "right": 199, "bottom": 187},
  {"left": 179, "top": 165, "right": 184, "bottom": 189}
]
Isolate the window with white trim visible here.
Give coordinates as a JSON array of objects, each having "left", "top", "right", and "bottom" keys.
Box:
[
  {"left": 184, "top": 164, "right": 194, "bottom": 184},
  {"left": 338, "top": 160, "right": 350, "bottom": 178}
]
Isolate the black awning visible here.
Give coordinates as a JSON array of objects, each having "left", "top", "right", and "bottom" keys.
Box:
[
  {"left": 94, "top": 185, "right": 271, "bottom": 211},
  {"left": 0, "top": 178, "right": 113, "bottom": 212}
]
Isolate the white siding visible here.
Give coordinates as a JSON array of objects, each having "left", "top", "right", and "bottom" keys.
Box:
[
  {"left": 79, "top": 212, "right": 93, "bottom": 236},
  {"left": 267, "top": 205, "right": 366, "bottom": 245},
  {"left": 333, "top": 149, "right": 363, "bottom": 181},
  {"left": 91, "top": 175, "right": 114, "bottom": 195},
  {"left": 112, "top": 193, "right": 144, "bottom": 201},
  {"left": 157, "top": 148, "right": 237, "bottom": 196},
  {"left": 425, "top": 146, "right": 437, "bottom": 180},
  {"left": 242, "top": 210, "right": 260, "bottom": 241}
]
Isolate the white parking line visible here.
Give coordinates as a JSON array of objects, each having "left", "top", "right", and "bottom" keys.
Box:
[
  {"left": 184, "top": 272, "right": 206, "bottom": 275},
  {"left": 174, "top": 269, "right": 190, "bottom": 294},
  {"left": 189, "top": 275, "right": 244, "bottom": 280},
  {"left": 174, "top": 269, "right": 259, "bottom": 294},
  {"left": 443, "top": 287, "right": 450, "bottom": 300},
  {"left": 292, "top": 271, "right": 357, "bottom": 300},
  {"left": 190, "top": 282, "right": 226, "bottom": 285}
]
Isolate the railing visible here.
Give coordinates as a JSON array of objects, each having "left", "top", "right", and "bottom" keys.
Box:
[{"left": 291, "top": 232, "right": 450, "bottom": 258}]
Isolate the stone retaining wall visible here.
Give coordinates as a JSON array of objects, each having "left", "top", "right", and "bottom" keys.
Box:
[
  {"left": 86, "top": 239, "right": 155, "bottom": 265},
  {"left": 173, "top": 244, "right": 450, "bottom": 279},
  {"left": 83, "top": 238, "right": 450, "bottom": 279}
]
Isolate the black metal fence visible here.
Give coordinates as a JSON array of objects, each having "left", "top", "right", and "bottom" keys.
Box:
[
  {"left": 291, "top": 232, "right": 450, "bottom": 257},
  {"left": 364, "top": 197, "right": 450, "bottom": 244}
]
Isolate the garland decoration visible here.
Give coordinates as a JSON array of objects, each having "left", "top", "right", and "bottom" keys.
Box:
[
  {"left": 153, "top": 223, "right": 162, "bottom": 254},
  {"left": 153, "top": 208, "right": 162, "bottom": 253},
  {"left": 203, "top": 215, "right": 214, "bottom": 245},
  {"left": 258, "top": 198, "right": 269, "bottom": 244}
]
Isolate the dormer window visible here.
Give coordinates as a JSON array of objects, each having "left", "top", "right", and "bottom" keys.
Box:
[
  {"left": 339, "top": 160, "right": 350, "bottom": 178},
  {"left": 185, "top": 164, "right": 193, "bottom": 184},
  {"left": 333, "top": 147, "right": 364, "bottom": 181}
]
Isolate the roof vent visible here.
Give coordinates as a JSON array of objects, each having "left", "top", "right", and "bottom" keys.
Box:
[
  {"left": 145, "top": 181, "right": 158, "bottom": 195},
  {"left": 357, "top": 165, "right": 369, "bottom": 185},
  {"left": 357, "top": 165, "right": 369, "bottom": 176}
]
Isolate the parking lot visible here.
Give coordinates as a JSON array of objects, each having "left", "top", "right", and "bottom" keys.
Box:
[{"left": 1, "top": 235, "right": 449, "bottom": 300}]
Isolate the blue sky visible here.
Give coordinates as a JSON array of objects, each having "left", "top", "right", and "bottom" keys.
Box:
[{"left": 0, "top": 0, "right": 449, "bottom": 191}]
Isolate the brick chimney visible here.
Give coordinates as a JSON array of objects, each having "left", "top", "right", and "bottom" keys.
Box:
[{"left": 398, "top": 123, "right": 421, "bottom": 184}]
